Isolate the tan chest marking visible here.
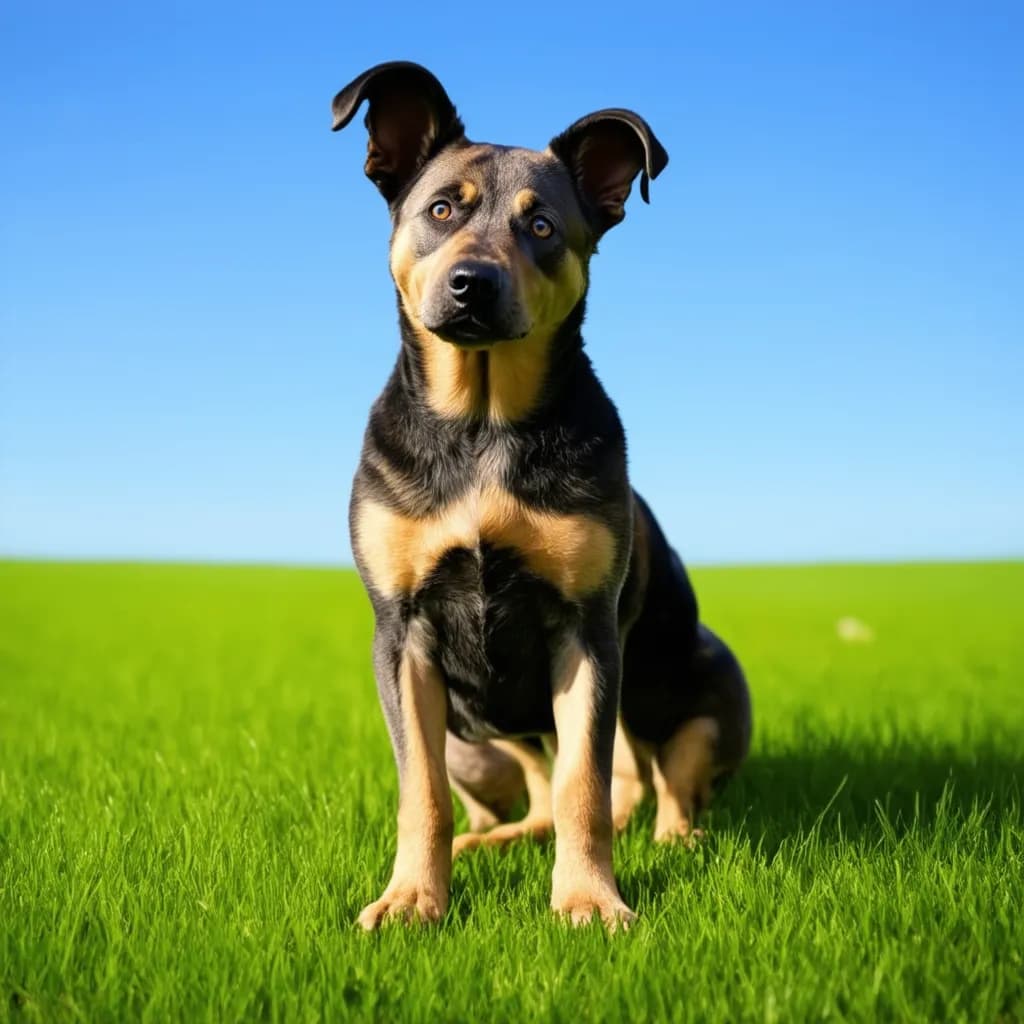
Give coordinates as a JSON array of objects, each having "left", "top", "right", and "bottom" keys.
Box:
[{"left": 354, "top": 485, "right": 615, "bottom": 600}]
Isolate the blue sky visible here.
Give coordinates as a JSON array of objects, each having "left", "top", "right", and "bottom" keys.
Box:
[{"left": 2, "top": 2, "right": 1022, "bottom": 565}]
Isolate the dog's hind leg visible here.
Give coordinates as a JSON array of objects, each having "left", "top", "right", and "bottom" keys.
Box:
[
  {"left": 611, "top": 718, "right": 651, "bottom": 831},
  {"left": 447, "top": 733, "right": 526, "bottom": 834},
  {"left": 652, "top": 716, "right": 718, "bottom": 843},
  {"left": 651, "top": 626, "right": 751, "bottom": 844},
  {"left": 449, "top": 738, "right": 553, "bottom": 856}
]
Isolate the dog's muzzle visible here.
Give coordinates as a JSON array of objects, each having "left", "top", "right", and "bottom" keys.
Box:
[{"left": 428, "top": 260, "right": 526, "bottom": 345}]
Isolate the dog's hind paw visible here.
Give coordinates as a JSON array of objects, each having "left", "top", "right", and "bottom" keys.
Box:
[
  {"left": 654, "top": 822, "right": 706, "bottom": 848},
  {"left": 452, "top": 831, "right": 485, "bottom": 857},
  {"left": 453, "top": 815, "right": 554, "bottom": 857}
]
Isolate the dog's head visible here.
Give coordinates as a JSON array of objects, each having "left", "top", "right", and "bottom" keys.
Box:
[{"left": 332, "top": 62, "right": 668, "bottom": 349}]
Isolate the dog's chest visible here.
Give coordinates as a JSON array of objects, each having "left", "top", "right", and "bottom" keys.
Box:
[{"left": 352, "top": 465, "right": 615, "bottom": 603}]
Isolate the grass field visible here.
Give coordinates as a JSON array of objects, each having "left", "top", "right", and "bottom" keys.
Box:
[{"left": 1, "top": 560, "right": 1022, "bottom": 1022}]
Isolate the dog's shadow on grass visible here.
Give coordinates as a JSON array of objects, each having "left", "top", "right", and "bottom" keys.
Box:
[
  {"left": 727, "top": 740, "right": 1021, "bottom": 841},
  {"left": 617, "top": 739, "right": 1021, "bottom": 913}
]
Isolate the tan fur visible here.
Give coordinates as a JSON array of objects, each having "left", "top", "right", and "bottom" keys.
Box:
[
  {"left": 387, "top": 223, "right": 419, "bottom": 303},
  {"left": 358, "top": 634, "right": 453, "bottom": 929},
  {"left": 549, "top": 643, "right": 634, "bottom": 927},
  {"left": 486, "top": 331, "right": 553, "bottom": 423},
  {"left": 353, "top": 485, "right": 616, "bottom": 600},
  {"left": 515, "top": 244, "right": 586, "bottom": 336},
  {"left": 459, "top": 180, "right": 479, "bottom": 204},
  {"left": 452, "top": 739, "right": 553, "bottom": 855},
  {"left": 486, "top": 248, "right": 586, "bottom": 423},
  {"left": 512, "top": 188, "right": 538, "bottom": 216},
  {"left": 353, "top": 493, "right": 476, "bottom": 597},
  {"left": 652, "top": 715, "right": 719, "bottom": 844},
  {"left": 414, "top": 324, "right": 490, "bottom": 418},
  {"left": 611, "top": 718, "right": 652, "bottom": 831}
]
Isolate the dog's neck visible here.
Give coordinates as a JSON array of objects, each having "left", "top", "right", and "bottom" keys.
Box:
[{"left": 396, "top": 303, "right": 586, "bottom": 425}]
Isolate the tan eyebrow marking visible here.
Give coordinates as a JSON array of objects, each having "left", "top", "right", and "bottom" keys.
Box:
[
  {"left": 513, "top": 189, "right": 538, "bottom": 216},
  {"left": 459, "top": 181, "right": 479, "bottom": 204}
]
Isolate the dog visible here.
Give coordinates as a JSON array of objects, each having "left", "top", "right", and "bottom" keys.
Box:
[{"left": 333, "top": 62, "right": 751, "bottom": 930}]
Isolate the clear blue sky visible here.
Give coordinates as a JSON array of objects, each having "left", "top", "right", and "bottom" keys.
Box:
[{"left": 2, "top": 2, "right": 1021, "bottom": 565}]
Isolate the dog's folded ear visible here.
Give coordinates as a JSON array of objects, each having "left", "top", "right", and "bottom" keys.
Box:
[
  {"left": 331, "top": 62, "right": 466, "bottom": 203},
  {"left": 549, "top": 110, "right": 668, "bottom": 235}
]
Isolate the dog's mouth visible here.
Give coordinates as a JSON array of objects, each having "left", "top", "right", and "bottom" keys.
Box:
[{"left": 432, "top": 314, "right": 527, "bottom": 347}]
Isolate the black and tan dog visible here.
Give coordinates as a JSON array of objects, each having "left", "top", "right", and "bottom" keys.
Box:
[{"left": 333, "top": 62, "right": 751, "bottom": 930}]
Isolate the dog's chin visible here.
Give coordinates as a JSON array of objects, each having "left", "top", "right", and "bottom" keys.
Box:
[{"left": 428, "top": 315, "right": 528, "bottom": 348}]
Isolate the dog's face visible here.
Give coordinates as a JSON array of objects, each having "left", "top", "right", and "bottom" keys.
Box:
[
  {"left": 332, "top": 62, "right": 668, "bottom": 349},
  {"left": 389, "top": 146, "right": 590, "bottom": 346}
]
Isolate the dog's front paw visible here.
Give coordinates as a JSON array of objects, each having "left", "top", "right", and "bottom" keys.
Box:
[
  {"left": 357, "top": 885, "right": 447, "bottom": 930},
  {"left": 551, "top": 887, "right": 636, "bottom": 930}
]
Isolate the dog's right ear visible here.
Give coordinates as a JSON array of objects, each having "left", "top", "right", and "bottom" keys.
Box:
[{"left": 331, "top": 62, "right": 465, "bottom": 204}]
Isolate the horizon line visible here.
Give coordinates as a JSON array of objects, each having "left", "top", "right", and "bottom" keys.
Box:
[{"left": 2, "top": 553, "right": 1021, "bottom": 572}]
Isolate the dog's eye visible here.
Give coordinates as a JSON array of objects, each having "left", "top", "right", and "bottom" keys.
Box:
[
  {"left": 530, "top": 215, "right": 554, "bottom": 239},
  {"left": 430, "top": 200, "right": 452, "bottom": 222}
]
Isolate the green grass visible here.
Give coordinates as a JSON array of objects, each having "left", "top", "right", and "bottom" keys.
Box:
[{"left": 1, "top": 560, "right": 1022, "bottom": 1023}]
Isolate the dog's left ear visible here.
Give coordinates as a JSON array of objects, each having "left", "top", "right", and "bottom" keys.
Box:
[
  {"left": 331, "top": 61, "right": 466, "bottom": 203},
  {"left": 549, "top": 110, "right": 668, "bottom": 235}
]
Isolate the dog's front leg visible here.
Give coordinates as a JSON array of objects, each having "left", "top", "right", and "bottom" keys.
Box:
[
  {"left": 358, "top": 622, "right": 453, "bottom": 930},
  {"left": 550, "top": 616, "right": 635, "bottom": 929}
]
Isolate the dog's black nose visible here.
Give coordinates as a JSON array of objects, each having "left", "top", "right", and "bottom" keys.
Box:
[{"left": 448, "top": 261, "right": 501, "bottom": 308}]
